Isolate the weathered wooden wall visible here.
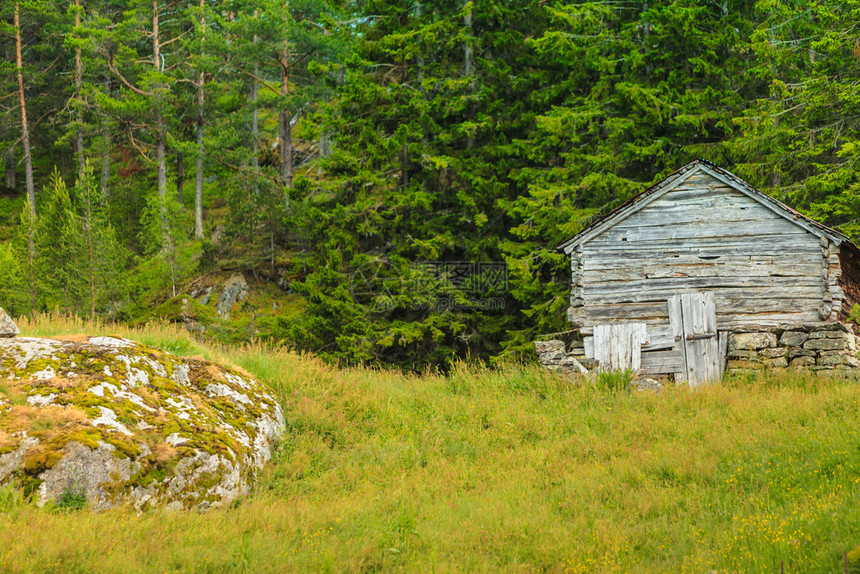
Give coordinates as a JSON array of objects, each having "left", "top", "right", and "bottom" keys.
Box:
[
  {"left": 837, "top": 244, "right": 860, "bottom": 322},
  {"left": 568, "top": 172, "right": 830, "bottom": 333}
]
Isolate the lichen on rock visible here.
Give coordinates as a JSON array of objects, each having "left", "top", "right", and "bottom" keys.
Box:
[{"left": 0, "top": 335, "right": 284, "bottom": 511}]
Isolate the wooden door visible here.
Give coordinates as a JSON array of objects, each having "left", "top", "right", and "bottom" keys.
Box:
[{"left": 668, "top": 292, "right": 723, "bottom": 386}]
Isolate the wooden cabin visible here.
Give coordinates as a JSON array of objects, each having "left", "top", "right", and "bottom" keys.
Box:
[{"left": 554, "top": 160, "right": 860, "bottom": 384}]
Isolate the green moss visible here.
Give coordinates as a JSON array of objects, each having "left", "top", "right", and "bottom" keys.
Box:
[
  {"left": 61, "top": 429, "right": 103, "bottom": 450},
  {"left": 136, "top": 467, "right": 168, "bottom": 488},
  {"left": 23, "top": 448, "right": 63, "bottom": 475},
  {"left": 18, "top": 475, "right": 42, "bottom": 500},
  {"left": 104, "top": 435, "right": 141, "bottom": 459},
  {"left": 195, "top": 469, "right": 223, "bottom": 490}
]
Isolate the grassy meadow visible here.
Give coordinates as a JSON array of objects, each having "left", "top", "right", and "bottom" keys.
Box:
[{"left": 2, "top": 315, "right": 860, "bottom": 572}]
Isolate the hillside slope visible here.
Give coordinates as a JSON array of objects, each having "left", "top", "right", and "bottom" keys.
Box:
[{"left": 1, "top": 315, "right": 860, "bottom": 573}]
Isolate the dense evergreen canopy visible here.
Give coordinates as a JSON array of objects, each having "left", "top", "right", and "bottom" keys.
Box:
[{"left": 1, "top": 0, "right": 858, "bottom": 368}]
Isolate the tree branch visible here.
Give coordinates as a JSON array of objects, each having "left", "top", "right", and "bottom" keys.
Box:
[
  {"left": 237, "top": 68, "right": 281, "bottom": 96},
  {"left": 127, "top": 130, "right": 154, "bottom": 163},
  {"left": 282, "top": 49, "right": 317, "bottom": 73},
  {"left": 214, "top": 157, "right": 280, "bottom": 184},
  {"left": 105, "top": 51, "right": 156, "bottom": 97}
]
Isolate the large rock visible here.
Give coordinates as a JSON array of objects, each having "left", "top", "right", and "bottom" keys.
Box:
[
  {"left": 0, "top": 336, "right": 284, "bottom": 511},
  {"left": 0, "top": 308, "right": 19, "bottom": 338},
  {"left": 216, "top": 274, "right": 250, "bottom": 317}
]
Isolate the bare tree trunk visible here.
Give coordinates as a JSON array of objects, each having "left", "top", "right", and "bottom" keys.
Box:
[
  {"left": 464, "top": 1, "right": 475, "bottom": 150},
  {"left": 153, "top": 0, "right": 167, "bottom": 197},
  {"left": 100, "top": 77, "right": 111, "bottom": 198},
  {"left": 194, "top": 0, "right": 205, "bottom": 238},
  {"left": 83, "top": 180, "right": 96, "bottom": 321},
  {"left": 4, "top": 146, "right": 15, "bottom": 190},
  {"left": 400, "top": 143, "right": 409, "bottom": 189},
  {"left": 249, "top": 13, "right": 260, "bottom": 194},
  {"left": 15, "top": 3, "right": 36, "bottom": 311},
  {"left": 74, "top": 0, "right": 86, "bottom": 182},
  {"left": 250, "top": 77, "right": 259, "bottom": 191},
  {"left": 279, "top": 48, "right": 292, "bottom": 204},
  {"left": 14, "top": 3, "right": 34, "bottom": 216},
  {"left": 176, "top": 150, "right": 184, "bottom": 203},
  {"left": 195, "top": 70, "right": 204, "bottom": 238}
]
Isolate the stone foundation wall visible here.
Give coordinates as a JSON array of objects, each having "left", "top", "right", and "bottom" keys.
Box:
[
  {"left": 536, "top": 322, "right": 860, "bottom": 378},
  {"left": 534, "top": 339, "right": 593, "bottom": 376},
  {"left": 726, "top": 323, "right": 860, "bottom": 373}
]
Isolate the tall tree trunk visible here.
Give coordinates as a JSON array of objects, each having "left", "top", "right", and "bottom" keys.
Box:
[
  {"left": 176, "top": 150, "right": 184, "bottom": 203},
  {"left": 249, "top": 13, "right": 259, "bottom": 194},
  {"left": 15, "top": 2, "right": 36, "bottom": 311},
  {"left": 100, "top": 77, "right": 111, "bottom": 198},
  {"left": 279, "top": 48, "right": 292, "bottom": 203},
  {"left": 4, "top": 146, "right": 15, "bottom": 191},
  {"left": 194, "top": 0, "right": 204, "bottom": 238},
  {"left": 83, "top": 180, "right": 96, "bottom": 321},
  {"left": 74, "top": 0, "right": 86, "bottom": 182},
  {"left": 195, "top": 69, "right": 204, "bottom": 238},
  {"left": 153, "top": 0, "right": 167, "bottom": 197},
  {"left": 400, "top": 143, "right": 409, "bottom": 189},
  {"left": 14, "top": 3, "right": 34, "bottom": 216},
  {"left": 250, "top": 77, "right": 259, "bottom": 192},
  {"left": 464, "top": 1, "right": 475, "bottom": 150}
]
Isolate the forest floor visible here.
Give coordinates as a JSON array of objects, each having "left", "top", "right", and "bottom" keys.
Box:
[{"left": 2, "top": 315, "right": 860, "bottom": 573}]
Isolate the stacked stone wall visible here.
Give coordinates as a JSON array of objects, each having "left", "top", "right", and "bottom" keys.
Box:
[
  {"left": 534, "top": 340, "right": 592, "bottom": 376},
  {"left": 536, "top": 322, "right": 860, "bottom": 379},
  {"left": 726, "top": 323, "right": 860, "bottom": 373}
]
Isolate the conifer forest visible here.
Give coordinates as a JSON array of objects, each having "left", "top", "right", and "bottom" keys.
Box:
[{"left": 2, "top": 0, "right": 859, "bottom": 369}]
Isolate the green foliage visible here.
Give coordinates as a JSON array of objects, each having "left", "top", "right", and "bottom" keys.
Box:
[
  {"left": 0, "top": 484, "right": 24, "bottom": 514},
  {"left": 850, "top": 303, "right": 860, "bottom": 326},
  {"left": 595, "top": 369, "right": 634, "bottom": 392},
  {"left": 2, "top": 168, "right": 127, "bottom": 318},
  {"left": 139, "top": 192, "right": 200, "bottom": 299},
  {"left": 52, "top": 488, "right": 87, "bottom": 512},
  {"left": 7, "top": 0, "right": 860, "bottom": 370}
]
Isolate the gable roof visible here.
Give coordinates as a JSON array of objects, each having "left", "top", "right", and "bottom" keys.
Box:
[{"left": 556, "top": 160, "right": 853, "bottom": 255}]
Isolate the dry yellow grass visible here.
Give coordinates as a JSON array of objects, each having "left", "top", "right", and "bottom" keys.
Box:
[{"left": 1, "top": 313, "right": 860, "bottom": 572}]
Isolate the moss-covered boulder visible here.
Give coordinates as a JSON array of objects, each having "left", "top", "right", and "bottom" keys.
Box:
[{"left": 0, "top": 336, "right": 284, "bottom": 511}]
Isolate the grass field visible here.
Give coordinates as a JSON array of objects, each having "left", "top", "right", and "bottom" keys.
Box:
[{"left": 3, "top": 314, "right": 860, "bottom": 572}]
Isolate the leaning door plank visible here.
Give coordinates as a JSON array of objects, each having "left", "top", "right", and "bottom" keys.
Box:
[
  {"left": 667, "top": 295, "right": 688, "bottom": 382},
  {"left": 593, "top": 323, "right": 647, "bottom": 372},
  {"left": 718, "top": 331, "right": 728, "bottom": 379}
]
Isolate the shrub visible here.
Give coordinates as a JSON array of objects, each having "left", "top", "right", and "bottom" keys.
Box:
[{"left": 54, "top": 487, "right": 87, "bottom": 511}]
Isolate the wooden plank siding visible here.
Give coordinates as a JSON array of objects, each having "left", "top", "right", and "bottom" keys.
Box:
[
  {"left": 837, "top": 244, "right": 860, "bottom": 322},
  {"left": 568, "top": 173, "right": 829, "bottom": 331}
]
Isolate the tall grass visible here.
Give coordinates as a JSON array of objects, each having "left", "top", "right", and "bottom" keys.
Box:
[{"left": 2, "top": 314, "right": 860, "bottom": 572}]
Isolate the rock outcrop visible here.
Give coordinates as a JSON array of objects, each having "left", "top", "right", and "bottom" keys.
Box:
[
  {"left": 0, "top": 335, "right": 284, "bottom": 510},
  {"left": 0, "top": 308, "right": 19, "bottom": 338},
  {"left": 216, "top": 274, "right": 249, "bottom": 317}
]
